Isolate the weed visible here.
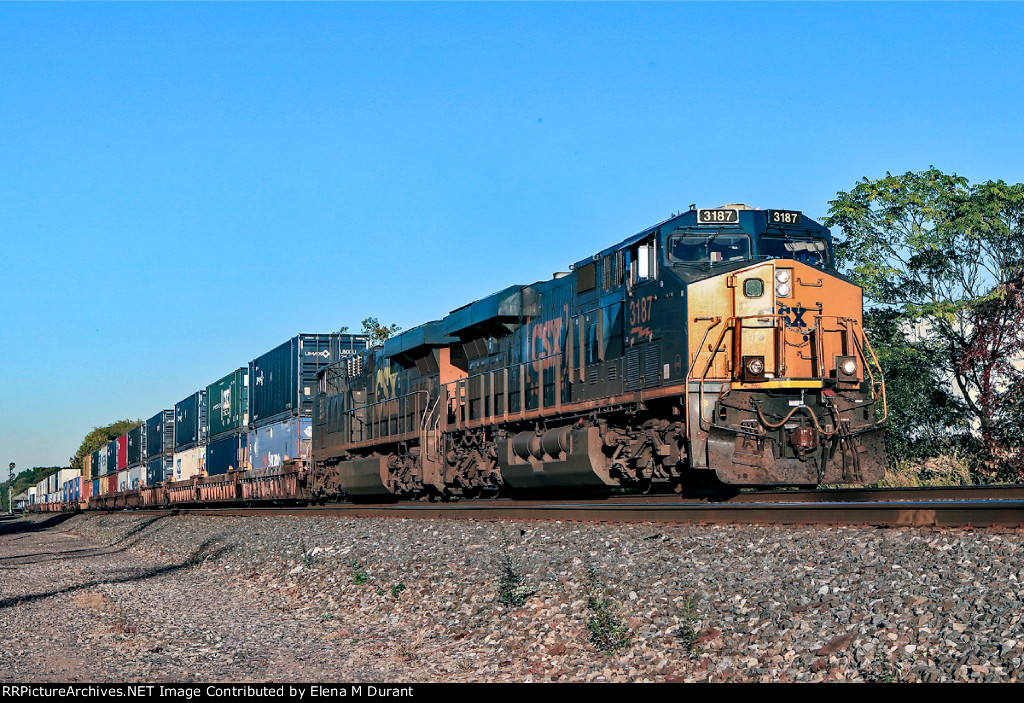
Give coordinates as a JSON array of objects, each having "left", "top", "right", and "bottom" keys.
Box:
[
  {"left": 495, "top": 536, "right": 534, "bottom": 608},
  {"left": 376, "top": 588, "right": 385, "bottom": 596},
  {"left": 391, "top": 583, "right": 406, "bottom": 597},
  {"left": 870, "top": 651, "right": 898, "bottom": 683},
  {"left": 672, "top": 595, "right": 701, "bottom": 656},
  {"left": 350, "top": 559, "right": 369, "bottom": 585},
  {"left": 585, "top": 565, "right": 629, "bottom": 652}
]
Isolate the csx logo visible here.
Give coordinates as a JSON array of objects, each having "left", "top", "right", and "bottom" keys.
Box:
[{"left": 777, "top": 302, "right": 814, "bottom": 328}]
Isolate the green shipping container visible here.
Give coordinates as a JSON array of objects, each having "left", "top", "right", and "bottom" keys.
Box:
[{"left": 206, "top": 367, "right": 248, "bottom": 440}]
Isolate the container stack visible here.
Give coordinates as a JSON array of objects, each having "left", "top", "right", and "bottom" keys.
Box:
[
  {"left": 105, "top": 440, "right": 118, "bottom": 495},
  {"left": 126, "top": 422, "right": 145, "bottom": 489},
  {"left": 146, "top": 410, "right": 174, "bottom": 485},
  {"left": 248, "top": 334, "right": 366, "bottom": 474},
  {"left": 173, "top": 390, "right": 206, "bottom": 482}
]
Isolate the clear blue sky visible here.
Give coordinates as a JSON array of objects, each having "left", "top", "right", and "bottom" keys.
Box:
[{"left": 2, "top": 2, "right": 1023, "bottom": 475}]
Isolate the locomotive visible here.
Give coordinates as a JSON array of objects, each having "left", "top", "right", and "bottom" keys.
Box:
[{"left": 311, "top": 205, "right": 887, "bottom": 500}]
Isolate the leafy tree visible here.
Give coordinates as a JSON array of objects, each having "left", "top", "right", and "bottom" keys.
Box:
[
  {"left": 361, "top": 317, "right": 401, "bottom": 344},
  {"left": 862, "top": 308, "right": 972, "bottom": 462},
  {"left": 827, "top": 168, "right": 1024, "bottom": 478},
  {"left": 71, "top": 419, "right": 141, "bottom": 469}
]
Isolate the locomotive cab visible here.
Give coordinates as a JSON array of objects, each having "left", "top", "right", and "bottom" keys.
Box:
[{"left": 670, "top": 207, "right": 886, "bottom": 487}]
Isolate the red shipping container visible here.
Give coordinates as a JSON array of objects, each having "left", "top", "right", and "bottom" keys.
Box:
[
  {"left": 117, "top": 435, "right": 128, "bottom": 470},
  {"left": 82, "top": 480, "right": 93, "bottom": 500},
  {"left": 106, "top": 473, "right": 118, "bottom": 495}
]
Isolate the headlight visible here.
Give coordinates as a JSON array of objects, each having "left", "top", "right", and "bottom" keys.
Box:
[
  {"left": 776, "top": 269, "right": 791, "bottom": 284},
  {"left": 776, "top": 282, "right": 791, "bottom": 297},
  {"left": 747, "top": 358, "right": 765, "bottom": 375},
  {"left": 841, "top": 359, "right": 857, "bottom": 376}
]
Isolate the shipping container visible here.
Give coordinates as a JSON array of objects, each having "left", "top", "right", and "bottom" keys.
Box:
[
  {"left": 90, "top": 479, "right": 99, "bottom": 498},
  {"left": 249, "top": 334, "right": 368, "bottom": 428},
  {"left": 249, "top": 416, "right": 312, "bottom": 472},
  {"left": 206, "top": 433, "right": 248, "bottom": 476},
  {"left": 82, "top": 453, "right": 93, "bottom": 481},
  {"left": 56, "top": 468, "right": 79, "bottom": 484},
  {"left": 82, "top": 480, "right": 93, "bottom": 501},
  {"left": 106, "top": 440, "right": 119, "bottom": 475},
  {"left": 172, "top": 445, "right": 206, "bottom": 482},
  {"left": 117, "top": 435, "right": 128, "bottom": 470},
  {"left": 118, "top": 469, "right": 129, "bottom": 493},
  {"left": 127, "top": 423, "right": 144, "bottom": 467},
  {"left": 174, "top": 391, "right": 206, "bottom": 450},
  {"left": 128, "top": 466, "right": 144, "bottom": 490},
  {"left": 147, "top": 410, "right": 175, "bottom": 458},
  {"left": 146, "top": 455, "right": 173, "bottom": 485},
  {"left": 91, "top": 448, "right": 103, "bottom": 477},
  {"left": 105, "top": 473, "right": 117, "bottom": 495},
  {"left": 207, "top": 368, "right": 249, "bottom": 440}
]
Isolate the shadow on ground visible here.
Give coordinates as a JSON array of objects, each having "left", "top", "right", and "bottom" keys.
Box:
[
  {"left": 0, "top": 514, "right": 177, "bottom": 565},
  {"left": 0, "top": 538, "right": 235, "bottom": 610}
]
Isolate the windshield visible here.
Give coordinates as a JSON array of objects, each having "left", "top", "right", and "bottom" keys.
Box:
[
  {"left": 758, "top": 235, "right": 830, "bottom": 266},
  {"left": 667, "top": 233, "right": 750, "bottom": 264}
]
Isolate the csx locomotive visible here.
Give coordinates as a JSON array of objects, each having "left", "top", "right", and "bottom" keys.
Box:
[{"left": 311, "top": 205, "right": 887, "bottom": 499}]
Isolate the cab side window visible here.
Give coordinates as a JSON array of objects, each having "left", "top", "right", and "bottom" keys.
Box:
[{"left": 629, "top": 236, "right": 657, "bottom": 286}]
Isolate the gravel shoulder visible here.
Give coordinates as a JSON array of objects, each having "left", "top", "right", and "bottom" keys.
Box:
[{"left": 2, "top": 511, "right": 1023, "bottom": 683}]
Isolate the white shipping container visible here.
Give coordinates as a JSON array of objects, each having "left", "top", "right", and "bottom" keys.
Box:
[
  {"left": 128, "top": 466, "right": 145, "bottom": 490},
  {"left": 173, "top": 446, "right": 206, "bottom": 482},
  {"left": 118, "top": 469, "right": 129, "bottom": 493}
]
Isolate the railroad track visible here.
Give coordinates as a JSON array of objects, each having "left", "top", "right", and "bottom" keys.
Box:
[{"left": 114, "top": 485, "right": 1024, "bottom": 528}]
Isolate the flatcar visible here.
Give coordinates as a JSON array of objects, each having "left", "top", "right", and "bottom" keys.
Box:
[{"left": 311, "top": 205, "right": 887, "bottom": 500}]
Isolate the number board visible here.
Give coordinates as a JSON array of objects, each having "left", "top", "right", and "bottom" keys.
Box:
[
  {"left": 696, "top": 208, "right": 739, "bottom": 225},
  {"left": 768, "top": 209, "right": 802, "bottom": 226}
]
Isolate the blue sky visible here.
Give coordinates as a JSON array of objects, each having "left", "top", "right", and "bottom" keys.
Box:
[{"left": 2, "top": 2, "right": 1023, "bottom": 474}]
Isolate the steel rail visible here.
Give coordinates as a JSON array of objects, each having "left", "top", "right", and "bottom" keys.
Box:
[{"left": 107, "top": 485, "right": 1024, "bottom": 528}]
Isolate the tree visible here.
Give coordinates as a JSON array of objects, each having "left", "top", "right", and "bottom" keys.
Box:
[
  {"left": 361, "top": 317, "right": 401, "bottom": 344},
  {"left": 71, "top": 419, "right": 141, "bottom": 469},
  {"left": 826, "top": 168, "right": 1024, "bottom": 477},
  {"left": 862, "top": 308, "right": 972, "bottom": 462}
]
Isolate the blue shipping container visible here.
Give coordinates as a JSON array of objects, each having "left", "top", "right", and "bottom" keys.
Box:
[
  {"left": 249, "top": 334, "right": 368, "bottom": 428},
  {"left": 146, "top": 455, "right": 173, "bottom": 485},
  {"left": 248, "top": 416, "right": 312, "bottom": 472},
  {"left": 147, "top": 410, "right": 175, "bottom": 458},
  {"left": 206, "top": 433, "right": 248, "bottom": 476},
  {"left": 174, "top": 391, "right": 206, "bottom": 450}
]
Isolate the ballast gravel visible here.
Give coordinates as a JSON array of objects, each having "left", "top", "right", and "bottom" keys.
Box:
[{"left": 1, "top": 511, "right": 1023, "bottom": 683}]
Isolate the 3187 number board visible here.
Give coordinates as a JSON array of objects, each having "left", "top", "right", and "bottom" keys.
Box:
[
  {"left": 696, "top": 208, "right": 739, "bottom": 225},
  {"left": 767, "top": 209, "right": 802, "bottom": 226}
]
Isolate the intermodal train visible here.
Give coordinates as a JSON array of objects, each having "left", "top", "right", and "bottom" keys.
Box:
[
  {"left": 311, "top": 204, "right": 887, "bottom": 501},
  {"left": 34, "top": 204, "right": 887, "bottom": 512}
]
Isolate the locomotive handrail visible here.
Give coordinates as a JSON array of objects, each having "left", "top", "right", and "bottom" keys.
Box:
[
  {"left": 440, "top": 352, "right": 565, "bottom": 428},
  {"left": 685, "top": 317, "right": 723, "bottom": 445},
  {"left": 693, "top": 313, "right": 886, "bottom": 433}
]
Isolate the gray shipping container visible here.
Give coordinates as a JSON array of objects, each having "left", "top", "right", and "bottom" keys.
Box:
[{"left": 249, "top": 334, "right": 368, "bottom": 428}]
